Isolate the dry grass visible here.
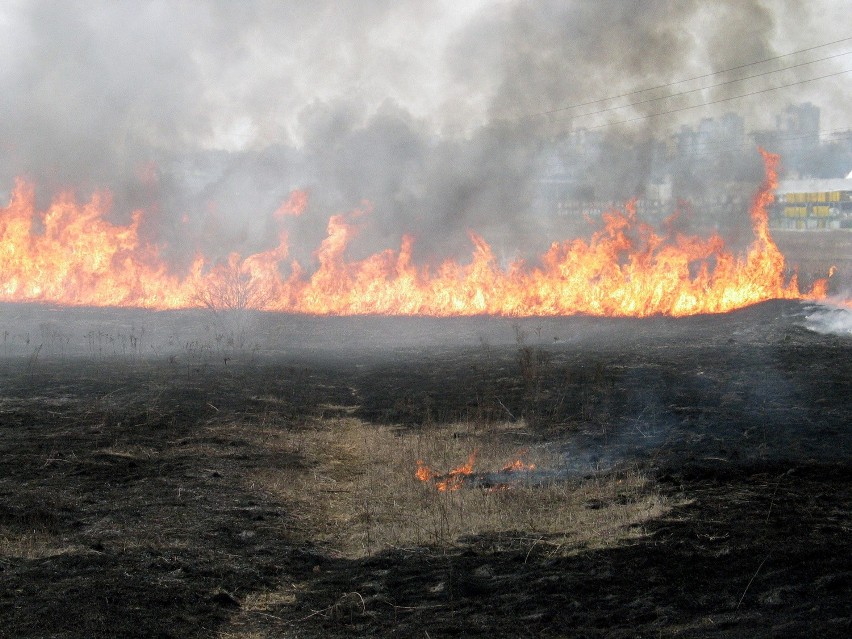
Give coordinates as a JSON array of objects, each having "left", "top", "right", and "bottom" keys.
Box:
[
  {"left": 215, "top": 631, "right": 274, "bottom": 639},
  {"left": 243, "top": 416, "right": 669, "bottom": 558},
  {"left": 193, "top": 413, "right": 669, "bottom": 636},
  {"left": 214, "top": 586, "right": 304, "bottom": 639},
  {"left": 0, "top": 526, "right": 78, "bottom": 559}
]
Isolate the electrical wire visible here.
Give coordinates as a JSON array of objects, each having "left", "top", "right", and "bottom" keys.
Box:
[
  {"left": 564, "top": 50, "right": 851, "bottom": 120},
  {"left": 579, "top": 68, "right": 852, "bottom": 131},
  {"left": 542, "top": 126, "right": 852, "bottom": 165},
  {"left": 541, "top": 35, "right": 852, "bottom": 115}
]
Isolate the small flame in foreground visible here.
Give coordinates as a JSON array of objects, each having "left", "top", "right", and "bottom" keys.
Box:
[
  {"left": 499, "top": 447, "right": 536, "bottom": 473},
  {"left": 416, "top": 449, "right": 538, "bottom": 492},
  {"left": 0, "top": 149, "right": 833, "bottom": 315},
  {"left": 501, "top": 458, "right": 536, "bottom": 473},
  {"left": 415, "top": 460, "right": 435, "bottom": 483},
  {"left": 416, "top": 449, "right": 478, "bottom": 492}
]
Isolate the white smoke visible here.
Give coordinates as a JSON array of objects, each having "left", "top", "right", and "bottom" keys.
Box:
[{"left": 803, "top": 301, "right": 852, "bottom": 336}]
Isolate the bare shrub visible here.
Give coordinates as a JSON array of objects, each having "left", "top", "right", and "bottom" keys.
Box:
[
  {"left": 193, "top": 257, "right": 270, "bottom": 314},
  {"left": 190, "top": 258, "right": 270, "bottom": 355},
  {"left": 513, "top": 322, "right": 551, "bottom": 393}
]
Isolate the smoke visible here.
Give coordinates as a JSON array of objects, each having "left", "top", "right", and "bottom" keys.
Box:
[
  {"left": 0, "top": 0, "right": 847, "bottom": 270},
  {"left": 804, "top": 302, "right": 852, "bottom": 336}
]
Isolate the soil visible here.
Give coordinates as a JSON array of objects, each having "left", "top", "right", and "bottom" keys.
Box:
[{"left": 0, "top": 299, "right": 849, "bottom": 638}]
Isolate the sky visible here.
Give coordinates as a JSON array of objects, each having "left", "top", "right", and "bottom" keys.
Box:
[{"left": 0, "top": 0, "right": 850, "bottom": 266}]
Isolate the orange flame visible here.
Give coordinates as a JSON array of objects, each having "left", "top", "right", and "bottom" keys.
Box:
[
  {"left": 416, "top": 449, "right": 541, "bottom": 492},
  {"left": 501, "top": 459, "right": 536, "bottom": 473},
  {"left": 499, "top": 448, "right": 536, "bottom": 473},
  {"left": 415, "top": 460, "right": 435, "bottom": 483},
  {"left": 435, "top": 449, "right": 478, "bottom": 492},
  {"left": 0, "top": 149, "right": 833, "bottom": 315},
  {"left": 416, "top": 449, "right": 478, "bottom": 492},
  {"left": 274, "top": 189, "right": 308, "bottom": 218}
]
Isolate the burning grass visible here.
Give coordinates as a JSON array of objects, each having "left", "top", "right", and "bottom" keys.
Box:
[
  {"left": 244, "top": 417, "right": 669, "bottom": 558},
  {"left": 0, "top": 150, "right": 836, "bottom": 316}
]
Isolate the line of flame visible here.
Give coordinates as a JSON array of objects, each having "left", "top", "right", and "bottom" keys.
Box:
[{"left": 0, "top": 149, "right": 831, "bottom": 316}]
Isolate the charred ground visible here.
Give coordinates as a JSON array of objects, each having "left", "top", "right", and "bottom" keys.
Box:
[{"left": 0, "top": 300, "right": 849, "bottom": 638}]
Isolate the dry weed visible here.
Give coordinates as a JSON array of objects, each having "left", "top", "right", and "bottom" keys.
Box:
[
  {"left": 0, "top": 527, "right": 78, "bottom": 559},
  {"left": 245, "top": 417, "right": 668, "bottom": 558}
]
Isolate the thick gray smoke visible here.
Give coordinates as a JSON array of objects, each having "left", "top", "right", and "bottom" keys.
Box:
[{"left": 0, "top": 0, "right": 848, "bottom": 271}]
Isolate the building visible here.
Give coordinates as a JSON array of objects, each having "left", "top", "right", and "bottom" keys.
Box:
[{"left": 773, "top": 177, "right": 852, "bottom": 230}]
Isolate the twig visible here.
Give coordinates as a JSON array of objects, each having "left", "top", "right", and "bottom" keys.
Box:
[
  {"left": 292, "top": 605, "right": 333, "bottom": 623},
  {"left": 524, "top": 536, "right": 545, "bottom": 563},
  {"left": 765, "top": 470, "right": 789, "bottom": 524},
  {"left": 386, "top": 603, "right": 445, "bottom": 611},
  {"left": 496, "top": 398, "right": 516, "bottom": 421},
  {"left": 736, "top": 552, "right": 771, "bottom": 610},
  {"left": 292, "top": 591, "right": 366, "bottom": 623}
]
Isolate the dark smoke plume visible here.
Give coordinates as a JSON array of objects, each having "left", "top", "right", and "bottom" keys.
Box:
[{"left": 0, "top": 0, "right": 847, "bottom": 271}]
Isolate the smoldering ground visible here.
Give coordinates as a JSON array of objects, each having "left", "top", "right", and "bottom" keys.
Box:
[
  {"left": 0, "top": 298, "right": 849, "bottom": 637},
  {"left": 1, "top": 298, "right": 847, "bottom": 466}
]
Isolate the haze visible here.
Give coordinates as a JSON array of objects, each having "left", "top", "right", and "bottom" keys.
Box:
[{"left": 0, "top": 0, "right": 849, "bottom": 269}]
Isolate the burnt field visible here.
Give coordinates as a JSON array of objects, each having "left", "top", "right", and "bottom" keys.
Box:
[{"left": 0, "top": 300, "right": 849, "bottom": 638}]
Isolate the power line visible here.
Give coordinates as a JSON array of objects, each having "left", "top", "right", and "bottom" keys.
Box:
[
  {"left": 565, "top": 50, "right": 851, "bottom": 121},
  {"left": 581, "top": 68, "right": 852, "bottom": 131},
  {"left": 541, "top": 35, "right": 852, "bottom": 115}
]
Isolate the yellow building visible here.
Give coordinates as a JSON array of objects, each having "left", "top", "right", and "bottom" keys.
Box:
[{"left": 774, "top": 179, "right": 852, "bottom": 230}]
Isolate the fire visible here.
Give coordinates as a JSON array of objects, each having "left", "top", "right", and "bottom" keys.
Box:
[
  {"left": 501, "top": 458, "right": 536, "bottom": 473},
  {"left": 498, "top": 448, "right": 536, "bottom": 473},
  {"left": 415, "top": 460, "right": 436, "bottom": 483},
  {"left": 416, "top": 450, "right": 478, "bottom": 492},
  {"left": 274, "top": 189, "right": 309, "bottom": 218},
  {"left": 416, "top": 449, "right": 539, "bottom": 492},
  {"left": 0, "top": 150, "right": 833, "bottom": 315}
]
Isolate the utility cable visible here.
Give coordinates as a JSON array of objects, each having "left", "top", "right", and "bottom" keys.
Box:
[
  {"left": 565, "top": 50, "right": 851, "bottom": 120},
  {"left": 541, "top": 35, "right": 852, "bottom": 115},
  {"left": 581, "top": 68, "right": 852, "bottom": 131}
]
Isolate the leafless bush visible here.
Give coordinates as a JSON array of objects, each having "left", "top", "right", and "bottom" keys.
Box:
[
  {"left": 192, "top": 259, "right": 270, "bottom": 314},
  {"left": 513, "top": 322, "right": 551, "bottom": 394},
  {"left": 191, "top": 260, "right": 270, "bottom": 356}
]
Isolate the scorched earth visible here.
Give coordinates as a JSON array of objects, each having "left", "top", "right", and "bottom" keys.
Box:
[{"left": 0, "top": 300, "right": 849, "bottom": 638}]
